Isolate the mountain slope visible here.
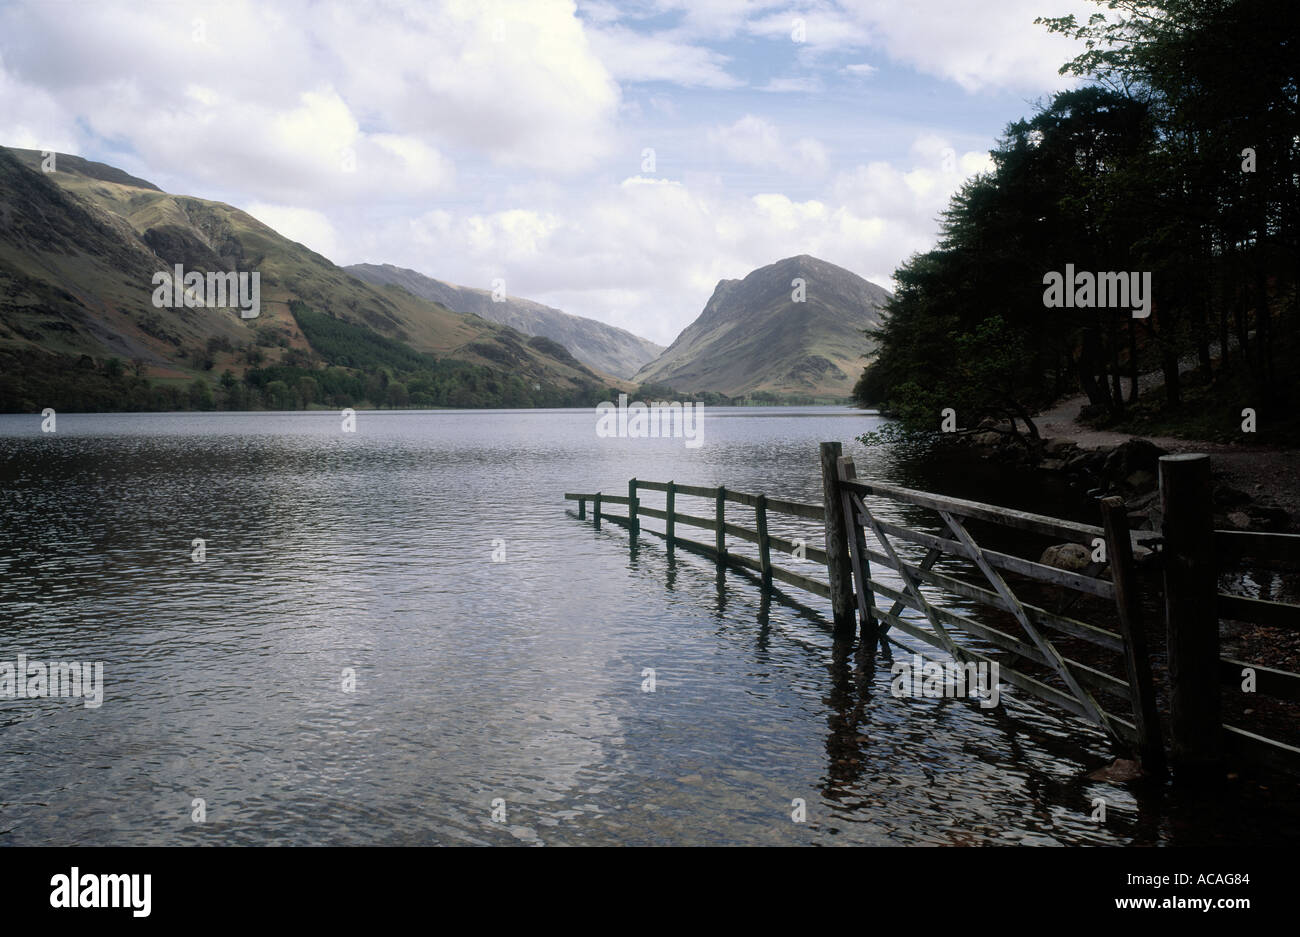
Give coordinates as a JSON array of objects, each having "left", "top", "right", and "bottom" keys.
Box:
[
  {"left": 633, "top": 255, "right": 890, "bottom": 399},
  {"left": 346, "top": 262, "right": 663, "bottom": 379},
  {"left": 0, "top": 147, "right": 624, "bottom": 410}
]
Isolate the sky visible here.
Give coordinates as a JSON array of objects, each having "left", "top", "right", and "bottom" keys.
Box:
[{"left": 0, "top": 0, "right": 1101, "bottom": 345}]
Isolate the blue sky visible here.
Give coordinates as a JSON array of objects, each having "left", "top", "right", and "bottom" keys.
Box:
[{"left": 0, "top": 0, "right": 1099, "bottom": 344}]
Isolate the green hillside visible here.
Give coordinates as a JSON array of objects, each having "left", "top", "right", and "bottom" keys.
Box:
[{"left": 0, "top": 147, "right": 627, "bottom": 412}]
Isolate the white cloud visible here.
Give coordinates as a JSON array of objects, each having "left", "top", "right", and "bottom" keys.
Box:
[
  {"left": 590, "top": 0, "right": 1094, "bottom": 94},
  {"left": 708, "top": 115, "right": 828, "bottom": 176},
  {"left": 245, "top": 204, "right": 341, "bottom": 260},
  {"left": 758, "top": 76, "right": 824, "bottom": 93},
  {"left": 837, "top": 0, "right": 1097, "bottom": 92},
  {"left": 0, "top": 0, "right": 619, "bottom": 192},
  {"left": 584, "top": 25, "right": 742, "bottom": 88}
]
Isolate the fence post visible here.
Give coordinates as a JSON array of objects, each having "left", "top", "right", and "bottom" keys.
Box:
[
  {"left": 666, "top": 481, "right": 676, "bottom": 550},
  {"left": 578, "top": 496, "right": 585, "bottom": 520},
  {"left": 756, "top": 494, "right": 772, "bottom": 587},
  {"left": 838, "top": 455, "right": 877, "bottom": 648},
  {"left": 715, "top": 486, "right": 727, "bottom": 559},
  {"left": 593, "top": 492, "right": 601, "bottom": 531},
  {"left": 1159, "top": 453, "right": 1222, "bottom": 778},
  {"left": 820, "top": 441, "right": 855, "bottom": 637},
  {"left": 628, "top": 478, "right": 639, "bottom": 536},
  {"left": 1100, "top": 495, "right": 1165, "bottom": 775}
]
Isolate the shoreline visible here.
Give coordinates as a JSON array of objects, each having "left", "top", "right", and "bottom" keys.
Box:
[{"left": 959, "top": 396, "right": 1299, "bottom": 536}]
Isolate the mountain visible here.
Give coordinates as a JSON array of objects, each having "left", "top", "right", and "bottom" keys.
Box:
[
  {"left": 346, "top": 262, "right": 663, "bottom": 379},
  {"left": 0, "top": 147, "right": 625, "bottom": 411},
  {"left": 633, "top": 255, "right": 891, "bottom": 400}
]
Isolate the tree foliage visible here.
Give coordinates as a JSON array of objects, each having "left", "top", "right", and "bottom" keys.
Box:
[{"left": 858, "top": 0, "right": 1299, "bottom": 443}]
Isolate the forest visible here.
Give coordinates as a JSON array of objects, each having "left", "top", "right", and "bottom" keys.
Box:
[{"left": 855, "top": 0, "right": 1299, "bottom": 445}]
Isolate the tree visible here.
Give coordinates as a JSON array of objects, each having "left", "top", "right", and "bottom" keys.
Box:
[
  {"left": 264, "top": 379, "right": 291, "bottom": 409},
  {"left": 296, "top": 375, "right": 319, "bottom": 406},
  {"left": 188, "top": 379, "right": 214, "bottom": 410}
]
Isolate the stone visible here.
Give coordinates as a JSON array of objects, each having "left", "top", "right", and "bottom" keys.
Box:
[
  {"left": 1043, "top": 437, "right": 1078, "bottom": 457},
  {"left": 1040, "top": 542, "right": 1092, "bottom": 572},
  {"left": 1213, "top": 484, "right": 1252, "bottom": 507},
  {"left": 1227, "top": 511, "right": 1252, "bottom": 529},
  {"left": 1124, "top": 469, "right": 1157, "bottom": 493},
  {"left": 1065, "top": 449, "right": 1106, "bottom": 475},
  {"left": 1246, "top": 504, "right": 1290, "bottom": 532},
  {"left": 1086, "top": 758, "right": 1144, "bottom": 782},
  {"left": 1127, "top": 490, "right": 1160, "bottom": 512},
  {"left": 1039, "top": 458, "right": 1066, "bottom": 471},
  {"left": 1127, "top": 512, "right": 1153, "bottom": 531},
  {"left": 971, "top": 431, "right": 1001, "bottom": 446},
  {"left": 1103, "top": 438, "right": 1167, "bottom": 482}
]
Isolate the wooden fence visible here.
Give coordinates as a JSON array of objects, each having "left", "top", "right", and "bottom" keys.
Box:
[
  {"left": 564, "top": 475, "right": 831, "bottom": 600},
  {"left": 564, "top": 442, "right": 1300, "bottom": 780}
]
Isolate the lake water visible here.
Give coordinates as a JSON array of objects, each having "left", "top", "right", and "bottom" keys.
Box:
[{"left": 0, "top": 407, "right": 1291, "bottom": 845}]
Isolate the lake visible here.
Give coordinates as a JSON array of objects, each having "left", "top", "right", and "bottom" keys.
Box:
[{"left": 0, "top": 407, "right": 1291, "bottom": 845}]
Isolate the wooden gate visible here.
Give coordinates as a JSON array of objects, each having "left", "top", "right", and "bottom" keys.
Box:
[{"left": 835, "top": 455, "right": 1164, "bottom": 771}]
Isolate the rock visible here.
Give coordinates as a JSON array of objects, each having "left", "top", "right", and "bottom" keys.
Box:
[
  {"left": 1044, "top": 438, "right": 1078, "bottom": 457},
  {"left": 1086, "top": 758, "right": 1145, "bottom": 782},
  {"left": 1040, "top": 542, "right": 1092, "bottom": 572},
  {"left": 1227, "top": 511, "right": 1252, "bottom": 529},
  {"left": 1213, "top": 484, "right": 1252, "bottom": 507},
  {"left": 1124, "top": 469, "right": 1157, "bottom": 493},
  {"left": 1246, "top": 504, "right": 1290, "bottom": 532},
  {"left": 1065, "top": 449, "right": 1107, "bottom": 475},
  {"left": 1103, "top": 438, "right": 1167, "bottom": 482},
  {"left": 1039, "top": 458, "right": 1066, "bottom": 472},
  {"left": 971, "top": 431, "right": 1002, "bottom": 446},
  {"left": 1127, "top": 490, "right": 1160, "bottom": 512},
  {"left": 1127, "top": 511, "right": 1153, "bottom": 531}
]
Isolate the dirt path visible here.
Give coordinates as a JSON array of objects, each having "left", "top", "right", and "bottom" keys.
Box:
[
  {"left": 1034, "top": 391, "right": 1191, "bottom": 451},
  {"left": 1034, "top": 388, "right": 1300, "bottom": 520}
]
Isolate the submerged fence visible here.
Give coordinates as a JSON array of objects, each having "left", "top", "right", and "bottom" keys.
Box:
[{"left": 564, "top": 442, "right": 1300, "bottom": 780}]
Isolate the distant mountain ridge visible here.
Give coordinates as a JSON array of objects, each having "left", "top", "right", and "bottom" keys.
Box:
[
  {"left": 346, "top": 263, "right": 663, "bottom": 379},
  {"left": 634, "top": 255, "right": 891, "bottom": 399},
  {"left": 0, "top": 146, "right": 623, "bottom": 411}
]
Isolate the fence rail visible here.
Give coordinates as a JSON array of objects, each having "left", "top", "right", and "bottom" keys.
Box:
[
  {"left": 565, "top": 478, "right": 832, "bottom": 598},
  {"left": 564, "top": 443, "right": 1300, "bottom": 780}
]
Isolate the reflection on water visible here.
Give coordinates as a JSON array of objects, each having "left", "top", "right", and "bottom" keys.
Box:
[{"left": 0, "top": 408, "right": 1293, "bottom": 845}]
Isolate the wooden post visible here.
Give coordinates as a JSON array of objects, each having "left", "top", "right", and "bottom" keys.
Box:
[
  {"left": 1100, "top": 495, "right": 1165, "bottom": 775},
  {"left": 666, "top": 482, "right": 676, "bottom": 550},
  {"left": 1160, "top": 453, "right": 1222, "bottom": 777},
  {"left": 838, "top": 455, "right": 877, "bottom": 649},
  {"left": 578, "top": 497, "right": 585, "bottom": 520},
  {"left": 628, "top": 478, "right": 639, "bottom": 536},
  {"left": 593, "top": 492, "right": 601, "bottom": 531},
  {"left": 756, "top": 494, "right": 772, "bottom": 586},
  {"left": 820, "top": 442, "right": 855, "bottom": 636},
  {"left": 715, "top": 486, "right": 727, "bottom": 559}
]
